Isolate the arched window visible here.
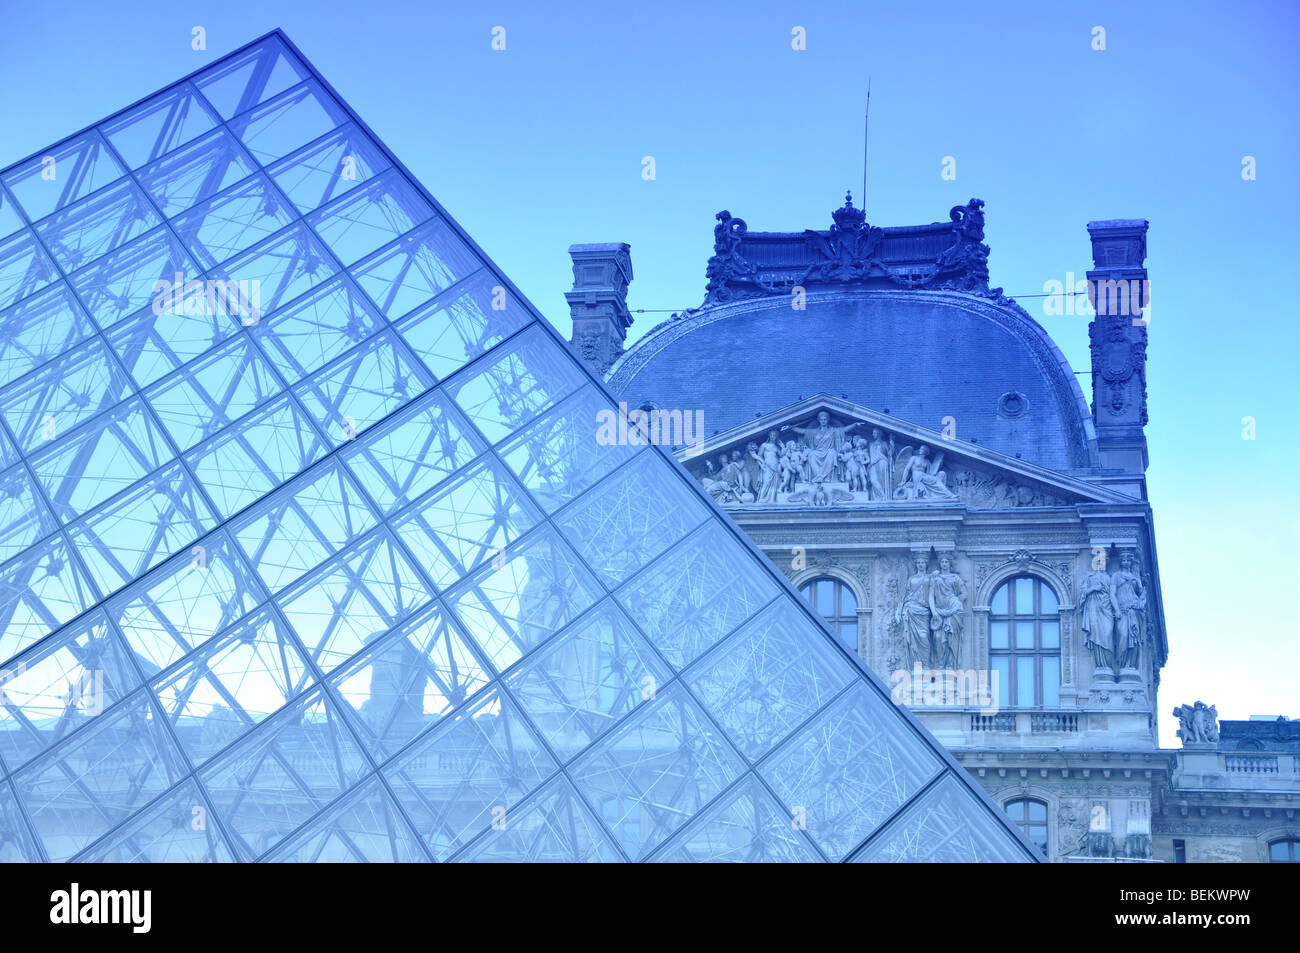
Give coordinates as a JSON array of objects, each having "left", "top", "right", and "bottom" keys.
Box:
[
  {"left": 989, "top": 575, "right": 1060, "bottom": 708},
  {"left": 799, "top": 577, "right": 857, "bottom": 652},
  {"left": 1269, "top": 838, "right": 1300, "bottom": 862},
  {"left": 1005, "top": 797, "right": 1048, "bottom": 856}
]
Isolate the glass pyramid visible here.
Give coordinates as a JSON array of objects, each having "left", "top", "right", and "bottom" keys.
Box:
[{"left": 0, "top": 31, "right": 1037, "bottom": 863}]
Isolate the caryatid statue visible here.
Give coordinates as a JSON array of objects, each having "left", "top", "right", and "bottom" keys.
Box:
[
  {"left": 928, "top": 553, "right": 967, "bottom": 670},
  {"left": 1078, "top": 566, "right": 1116, "bottom": 675},
  {"left": 1111, "top": 551, "right": 1146, "bottom": 670},
  {"left": 780, "top": 411, "right": 865, "bottom": 483},
  {"left": 893, "top": 552, "right": 934, "bottom": 668}
]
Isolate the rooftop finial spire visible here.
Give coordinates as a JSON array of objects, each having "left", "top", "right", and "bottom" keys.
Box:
[{"left": 862, "top": 78, "right": 871, "bottom": 215}]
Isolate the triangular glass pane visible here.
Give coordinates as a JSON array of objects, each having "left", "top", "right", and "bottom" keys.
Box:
[
  {"left": 0, "top": 611, "right": 141, "bottom": 773},
  {"left": 76, "top": 778, "right": 235, "bottom": 862},
  {"left": 197, "top": 686, "right": 368, "bottom": 860},
  {"left": 102, "top": 83, "right": 221, "bottom": 170},
  {"left": 759, "top": 682, "right": 944, "bottom": 860},
  {"left": 850, "top": 774, "right": 1040, "bottom": 863},
  {"left": 328, "top": 602, "right": 491, "bottom": 759},
  {"left": 11, "top": 692, "right": 187, "bottom": 861},
  {"left": 0, "top": 285, "right": 96, "bottom": 387},
  {"left": 2, "top": 131, "right": 126, "bottom": 222},
  {"left": 383, "top": 687, "right": 556, "bottom": 860},
  {"left": 194, "top": 36, "right": 309, "bottom": 120},
  {"left": 263, "top": 776, "right": 425, "bottom": 862},
  {"left": 568, "top": 684, "right": 746, "bottom": 861},
  {"left": 652, "top": 775, "right": 821, "bottom": 863},
  {"left": 0, "top": 780, "right": 45, "bottom": 861},
  {"left": 457, "top": 776, "right": 618, "bottom": 863}
]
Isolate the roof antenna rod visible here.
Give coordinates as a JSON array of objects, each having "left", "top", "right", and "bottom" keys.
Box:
[{"left": 861, "top": 78, "right": 871, "bottom": 214}]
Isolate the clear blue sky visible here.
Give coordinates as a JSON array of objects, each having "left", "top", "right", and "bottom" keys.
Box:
[{"left": 2, "top": 0, "right": 1296, "bottom": 743}]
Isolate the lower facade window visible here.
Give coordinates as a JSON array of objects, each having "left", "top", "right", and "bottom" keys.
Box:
[
  {"left": 1269, "top": 838, "right": 1300, "bottom": 862},
  {"left": 1004, "top": 797, "right": 1049, "bottom": 856},
  {"left": 798, "top": 576, "right": 858, "bottom": 652}
]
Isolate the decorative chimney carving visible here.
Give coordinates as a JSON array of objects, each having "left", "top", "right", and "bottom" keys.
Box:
[
  {"left": 565, "top": 242, "right": 633, "bottom": 376},
  {"left": 1086, "top": 220, "right": 1149, "bottom": 486}
]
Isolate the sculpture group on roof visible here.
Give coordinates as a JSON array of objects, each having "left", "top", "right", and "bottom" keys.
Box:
[
  {"left": 1173, "top": 701, "right": 1220, "bottom": 745},
  {"left": 702, "top": 194, "right": 1000, "bottom": 305}
]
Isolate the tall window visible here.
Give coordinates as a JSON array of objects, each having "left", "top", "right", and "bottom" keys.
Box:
[
  {"left": 1005, "top": 798, "right": 1048, "bottom": 856},
  {"left": 799, "top": 577, "right": 857, "bottom": 652},
  {"left": 989, "top": 576, "right": 1060, "bottom": 707},
  {"left": 1269, "top": 839, "right": 1300, "bottom": 862}
]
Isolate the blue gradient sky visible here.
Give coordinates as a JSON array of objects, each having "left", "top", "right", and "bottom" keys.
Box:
[{"left": 2, "top": 0, "right": 1297, "bottom": 742}]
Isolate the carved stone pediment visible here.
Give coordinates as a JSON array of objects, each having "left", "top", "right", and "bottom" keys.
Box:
[{"left": 677, "top": 395, "right": 1126, "bottom": 511}]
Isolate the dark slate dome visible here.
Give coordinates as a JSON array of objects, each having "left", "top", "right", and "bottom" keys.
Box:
[{"left": 607, "top": 289, "right": 1097, "bottom": 471}]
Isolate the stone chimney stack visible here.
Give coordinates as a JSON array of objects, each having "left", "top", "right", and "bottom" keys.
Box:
[
  {"left": 565, "top": 243, "right": 633, "bottom": 376},
  {"left": 1086, "top": 219, "right": 1150, "bottom": 498}
]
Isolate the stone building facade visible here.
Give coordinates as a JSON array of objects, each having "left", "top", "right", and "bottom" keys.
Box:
[{"left": 567, "top": 196, "right": 1300, "bottom": 861}]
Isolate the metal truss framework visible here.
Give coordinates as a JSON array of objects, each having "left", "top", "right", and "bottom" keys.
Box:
[{"left": 0, "top": 31, "right": 1038, "bottom": 863}]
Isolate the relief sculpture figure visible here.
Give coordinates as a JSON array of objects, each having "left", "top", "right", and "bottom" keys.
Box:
[{"left": 781, "top": 411, "right": 865, "bottom": 483}]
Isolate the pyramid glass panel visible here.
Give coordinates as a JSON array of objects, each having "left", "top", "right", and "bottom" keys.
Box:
[{"left": 0, "top": 30, "right": 1038, "bottom": 862}]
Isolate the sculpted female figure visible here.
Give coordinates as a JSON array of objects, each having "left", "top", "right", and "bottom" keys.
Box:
[
  {"left": 750, "top": 430, "right": 781, "bottom": 503},
  {"left": 1111, "top": 551, "right": 1146, "bottom": 670},
  {"left": 928, "top": 553, "right": 967, "bottom": 670},
  {"left": 893, "top": 552, "right": 934, "bottom": 667},
  {"left": 894, "top": 446, "right": 957, "bottom": 501},
  {"left": 701, "top": 456, "right": 733, "bottom": 503},
  {"left": 867, "top": 429, "right": 892, "bottom": 500},
  {"left": 1078, "top": 567, "right": 1116, "bottom": 673}
]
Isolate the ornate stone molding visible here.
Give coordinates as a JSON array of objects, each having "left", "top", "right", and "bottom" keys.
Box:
[
  {"left": 805, "top": 551, "right": 871, "bottom": 600},
  {"left": 974, "top": 551, "right": 1075, "bottom": 604},
  {"left": 703, "top": 196, "right": 1002, "bottom": 306}
]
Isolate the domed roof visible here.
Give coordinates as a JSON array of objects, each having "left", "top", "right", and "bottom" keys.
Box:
[{"left": 607, "top": 289, "right": 1097, "bottom": 471}]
